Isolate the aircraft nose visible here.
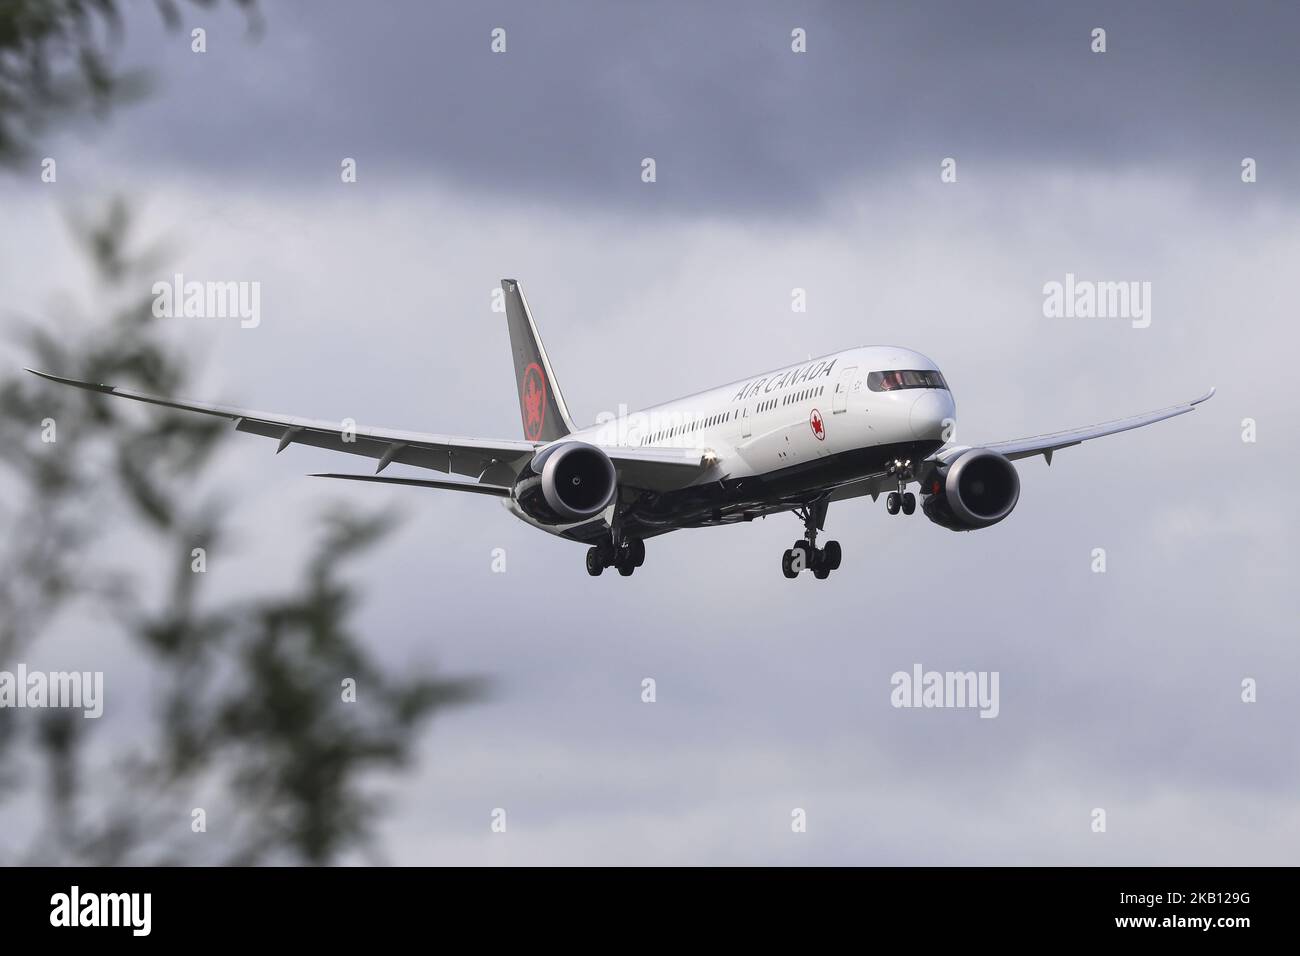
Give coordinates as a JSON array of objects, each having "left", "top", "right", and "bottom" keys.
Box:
[{"left": 909, "top": 390, "right": 954, "bottom": 440}]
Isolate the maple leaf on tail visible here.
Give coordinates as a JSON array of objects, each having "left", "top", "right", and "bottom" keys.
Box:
[{"left": 523, "top": 373, "right": 545, "bottom": 436}]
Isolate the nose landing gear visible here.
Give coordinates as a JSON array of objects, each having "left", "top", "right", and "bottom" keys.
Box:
[
  {"left": 885, "top": 460, "right": 916, "bottom": 516},
  {"left": 781, "top": 498, "right": 841, "bottom": 579},
  {"left": 885, "top": 491, "right": 916, "bottom": 515}
]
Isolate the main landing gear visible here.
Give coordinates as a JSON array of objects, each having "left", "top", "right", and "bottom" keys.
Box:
[
  {"left": 586, "top": 500, "right": 646, "bottom": 577},
  {"left": 781, "top": 498, "right": 841, "bottom": 580},
  {"left": 586, "top": 536, "right": 645, "bottom": 577},
  {"left": 884, "top": 459, "right": 916, "bottom": 516}
]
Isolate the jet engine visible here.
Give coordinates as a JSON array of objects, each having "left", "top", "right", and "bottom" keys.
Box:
[
  {"left": 920, "top": 448, "right": 1020, "bottom": 531},
  {"left": 513, "top": 441, "right": 617, "bottom": 525}
]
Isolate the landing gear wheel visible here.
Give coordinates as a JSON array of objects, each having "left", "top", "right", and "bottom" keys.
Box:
[
  {"left": 586, "top": 547, "right": 604, "bottom": 576},
  {"left": 628, "top": 538, "right": 646, "bottom": 568},
  {"left": 617, "top": 561, "right": 635, "bottom": 576},
  {"left": 823, "top": 540, "right": 842, "bottom": 570},
  {"left": 789, "top": 497, "right": 836, "bottom": 578},
  {"left": 886, "top": 492, "right": 901, "bottom": 515},
  {"left": 781, "top": 549, "right": 798, "bottom": 579},
  {"left": 901, "top": 492, "right": 916, "bottom": 515},
  {"left": 791, "top": 541, "right": 812, "bottom": 571}
]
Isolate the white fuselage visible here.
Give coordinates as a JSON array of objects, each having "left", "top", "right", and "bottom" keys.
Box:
[{"left": 506, "top": 346, "right": 957, "bottom": 535}]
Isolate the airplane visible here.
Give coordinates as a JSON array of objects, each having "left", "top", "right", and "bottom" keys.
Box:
[{"left": 26, "top": 279, "right": 1214, "bottom": 579}]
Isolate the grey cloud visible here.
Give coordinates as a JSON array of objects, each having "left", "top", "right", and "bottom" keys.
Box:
[{"left": 63, "top": 0, "right": 1300, "bottom": 214}]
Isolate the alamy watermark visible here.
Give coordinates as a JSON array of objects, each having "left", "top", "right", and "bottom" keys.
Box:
[
  {"left": 50, "top": 886, "right": 150, "bottom": 936},
  {"left": 0, "top": 664, "right": 103, "bottom": 718},
  {"left": 890, "top": 663, "right": 999, "bottom": 718},
  {"left": 1043, "top": 272, "right": 1151, "bottom": 329},
  {"left": 151, "top": 272, "right": 261, "bottom": 328}
]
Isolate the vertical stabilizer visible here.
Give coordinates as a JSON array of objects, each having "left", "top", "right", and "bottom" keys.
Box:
[{"left": 501, "top": 279, "right": 576, "bottom": 442}]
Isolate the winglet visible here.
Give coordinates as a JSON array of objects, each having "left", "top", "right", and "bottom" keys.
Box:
[{"left": 1191, "top": 387, "right": 1216, "bottom": 406}]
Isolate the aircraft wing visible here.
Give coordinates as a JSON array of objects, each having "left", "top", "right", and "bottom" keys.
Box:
[
  {"left": 25, "top": 368, "right": 538, "bottom": 484},
  {"left": 932, "top": 387, "right": 1216, "bottom": 466},
  {"left": 24, "top": 368, "right": 715, "bottom": 493},
  {"left": 827, "top": 388, "right": 1214, "bottom": 507}
]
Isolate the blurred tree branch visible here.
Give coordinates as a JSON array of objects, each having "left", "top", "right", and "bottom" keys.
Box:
[
  {"left": 2, "top": 198, "right": 485, "bottom": 866},
  {"left": 0, "top": 3, "right": 483, "bottom": 866},
  {"left": 0, "top": 0, "right": 261, "bottom": 166}
]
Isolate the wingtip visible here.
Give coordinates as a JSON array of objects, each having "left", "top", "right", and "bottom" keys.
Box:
[
  {"left": 1192, "top": 386, "right": 1216, "bottom": 406},
  {"left": 23, "top": 368, "right": 114, "bottom": 393},
  {"left": 24, "top": 367, "right": 69, "bottom": 385}
]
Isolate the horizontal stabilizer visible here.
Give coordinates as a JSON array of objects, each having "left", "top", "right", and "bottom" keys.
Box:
[{"left": 309, "top": 473, "right": 511, "bottom": 496}]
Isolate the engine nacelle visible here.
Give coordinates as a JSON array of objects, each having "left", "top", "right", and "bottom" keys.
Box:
[
  {"left": 513, "top": 441, "right": 617, "bottom": 525},
  {"left": 921, "top": 448, "right": 1020, "bottom": 532}
]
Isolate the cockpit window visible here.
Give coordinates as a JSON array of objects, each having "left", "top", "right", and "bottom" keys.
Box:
[{"left": 867, "top": 369, "right": 948, "bottom": 392}]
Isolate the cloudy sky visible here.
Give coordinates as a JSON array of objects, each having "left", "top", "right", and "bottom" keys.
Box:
[{"left": 2, "top": 0, "right": 1298, "bottom": 864}]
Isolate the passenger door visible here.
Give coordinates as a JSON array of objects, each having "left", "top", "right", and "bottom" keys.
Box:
[{"left": 832, "top": 366, "right": 858, "bottom": 415}]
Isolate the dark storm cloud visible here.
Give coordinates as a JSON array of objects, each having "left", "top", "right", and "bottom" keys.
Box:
[{"left": 93, "top": 0, "right": 1300, "bottom": 212}]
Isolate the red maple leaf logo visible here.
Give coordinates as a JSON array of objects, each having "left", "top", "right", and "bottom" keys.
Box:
[
  {"left": 810, "top": 408, "right": 825, "bottom": 441},
  {"left": 522, "top": 363, "right": 546, "bottom": 440}
]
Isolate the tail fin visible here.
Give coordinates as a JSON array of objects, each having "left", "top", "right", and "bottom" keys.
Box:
[{"left": 502, "top": 279, "right": 576, "bottom": 442}]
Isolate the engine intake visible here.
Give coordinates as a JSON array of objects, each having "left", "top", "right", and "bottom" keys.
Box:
[
  {"left": 513, "top": 441, "right": 617, "bottom": 525},
  {"left": 921, "top": 448, "right": 1020, "bottom": 531}
]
